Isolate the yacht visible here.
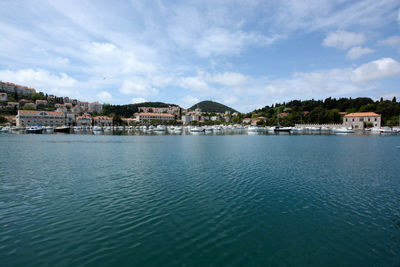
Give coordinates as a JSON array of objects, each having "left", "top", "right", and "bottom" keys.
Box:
[
  {"left": 153, "top": 125, "right": 166, "bottom": 132},
  {"left": 45, "top": 126, "right": 54, "bottom": 132},
  {"left": 332, "top": 127, "right": 355, "bottom": 133},
  {"left": 190, "top": 126, "right": 204, "bottom": 133},
  {"left": 26, "top": 126, "right": 43, "bottom": 134},
  {"left": 93, "top": 126, "right": 102, "bottom": 131},
  {"left": 274, "top": 126, "right": 292, "bottom": 133},
  {"left": 54, "top": 126, "right": 71, "bottom": 133},
  {"left": 1, "top": 126, "right": 11, "bottom": 133}
]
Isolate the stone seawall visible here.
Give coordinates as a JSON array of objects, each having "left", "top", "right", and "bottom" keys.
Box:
[{"left": 295, "top": 123, "right": 343, "bottom": 129}]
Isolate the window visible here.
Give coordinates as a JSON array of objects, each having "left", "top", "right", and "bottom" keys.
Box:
[
  {"left": 360, "top": 118, "right": 364, "bottom": 122},
  {"left": 375, "top": 118, "right": 377, "bottom": 121},
  {"left": 352, "top": 118, "right": 354, "bottom": 122},
  {"left": 345, "top": 118, "right": 348, "bottom": 122},
  {"left": 368, "top": 118, "right": 370, "bottom": 122}
]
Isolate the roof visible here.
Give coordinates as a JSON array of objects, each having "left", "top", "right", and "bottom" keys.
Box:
[
  {"left": 135, "top": 112, "right": 174, "bottom": 117},
  {"left": 7, "top": 102, "right": 19, "bottom": 104},
  {"left": 18, "top": 110, "right": 63, "bottom": 116},
  {"left": 345, "top": 112, "right": 381, "bottom": 117},
  {"left": 93, "top": 116, "right": 112, "bottom": 120},
  {"left": 76, "top": 116, "right": 92, "bottom": 120}
]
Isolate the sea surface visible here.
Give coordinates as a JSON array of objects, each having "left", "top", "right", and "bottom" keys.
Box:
[{"left": 1, "top": 134, "right": 400, "bottom": 266}]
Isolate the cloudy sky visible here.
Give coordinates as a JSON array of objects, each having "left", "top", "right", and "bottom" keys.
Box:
[{"left": 0, "top": 0, "right": 399, "bottom": 112}]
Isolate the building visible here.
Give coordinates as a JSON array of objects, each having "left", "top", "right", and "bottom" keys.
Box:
[
  {"left": 134, "top": 112, "right": 174, "bottom": 124},
  {"left": 93, "top": 116, "right": 113, "bottom": 127},
  {"left": 0, "top": 81, "right": 36, "bottom": 95},
  {"left": 89, "top": 102, "right": 103, "bottom": 113},
  {"left": 36, "top": 100, "right": 48, "bottom": 106},
  {"left": 76, "top": 115, "right": 92, "bottom": 126},
  {"left": 0, "top": 92, "right": 7, "bottom": 101},
  {"left": 122, "top": 118, "right": 135, "bottom": 125},
  {"left": 242, "top": 118, "right": 251, "bottom": 124},
  {"left": 343, "top": 112, "right": 381, "bottom": 129},
  {"left": 138, "top": 106, "right": 180, "bottom": 116},
  {"left": 7, "top": 102, "right": 19, "bottom": 108},
  {"left": 16, "top": 110, "right": 64, "bottom": 127},
  {"left": 79, "top": 101, "right": 89, "bottom": 111},
  {"left": 65, "top": 113, "right": 76, "bottom": 126}
]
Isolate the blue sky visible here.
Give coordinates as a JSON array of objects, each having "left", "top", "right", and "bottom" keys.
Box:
[{"left": 0, "top": 0, "right": 399, "bottom": 112}]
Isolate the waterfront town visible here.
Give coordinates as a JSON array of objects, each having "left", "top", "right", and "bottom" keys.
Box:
[{"left": 0, "top": 81, "right": 399, "bottom": 134}]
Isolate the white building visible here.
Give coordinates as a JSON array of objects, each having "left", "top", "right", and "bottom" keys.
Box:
[
  {"left": 16, "top": 110, "right": 64, "bottom": 127},
  {"left": 343, "top": 112, "right": 381, "bottom": 129},
  {"left": 76, "top": 115, "right": 92, "bottom": 126},
  {"left": 134, "top": 112, "right": 174, "bottom": 124},
  {"left": 93, "top": 116, "right": 113, "bottom": 126}
]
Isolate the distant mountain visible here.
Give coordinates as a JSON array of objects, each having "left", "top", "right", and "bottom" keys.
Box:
[
  {"left": 102, "top": 102, "right": 178, "bottom": 117},
  {"left": 190, "top": 100, "right": 238, "bottom": 113}
]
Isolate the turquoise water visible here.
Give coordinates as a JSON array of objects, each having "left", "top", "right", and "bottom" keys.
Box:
[{"left": 1, "top": 134, "right": 400, "bottom": 266}]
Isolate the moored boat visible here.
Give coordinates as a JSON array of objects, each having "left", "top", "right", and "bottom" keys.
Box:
[
  {"left": 26, "top": 126, "right": 43, "bottom": 134},
  {"left": 274, "top": 126, "right": 291, "bottom": 133},
  {"left": 54, "top": 126, "right": 71, "bottom": 133}
]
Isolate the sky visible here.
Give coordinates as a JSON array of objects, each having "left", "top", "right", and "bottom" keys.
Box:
[{"left": 0, "top": 0, "right": 399, "bottom": 112}]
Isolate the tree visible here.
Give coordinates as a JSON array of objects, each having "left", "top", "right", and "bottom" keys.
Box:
[
  {"left": 393, "top": 96, "right": 397, "bottom": 103},
  {"left": 0, "top": 116, "right": 7, "bottom": 124},
  {"left": 112, "top": 115, "right": 123, "bottom": 126}
]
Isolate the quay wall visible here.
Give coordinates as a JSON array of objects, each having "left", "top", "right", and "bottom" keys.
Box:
[{"left": 295, "top": 123, "right": 343, "bottom": 128}]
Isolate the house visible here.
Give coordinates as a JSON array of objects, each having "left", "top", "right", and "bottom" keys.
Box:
[
  {"left": 93, "top": 116, "right": 113, "bottom": 127},
  {"left": 278, "top": 112, "right": 289, "bottom": 118},
  {"left": 35, "top": 100, "right": 48, "bottom": 106},
  {"left": 122, "top": 118, "right": 135, "bottom": 125},
  {"left": 16, "top": 110, "right": 64, "bottom": 127},
  {"left": 134, "top": 112, "right": 174, "bottom": 124},
  {"left": 76, "top": 115, "right": 92, "bottom": 126},
  {"left": 343, "top": 112, "right": 381, "bottom": 129},
  {"left": 242, "top": 118, "right": 251, "bottom": 124},
  {"left": 7, "top": 102, "right": 19, "bottom": 108}
]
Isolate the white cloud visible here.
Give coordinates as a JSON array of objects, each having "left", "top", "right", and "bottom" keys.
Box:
[
  {"left": 377, "top": 36, "right": 400, "bottom": 47},
  {"left": 180, "top": 95, "right": 200, "bottom": 108},
  {"left": 119, "top": 81, "right": 158, "bottom": 96},
  {"left": 178, "top": 76, "right": 209, "bottom": 91},
  {"left": 194, "top": 28, "right": 279, "bottom": 57},
  {"left": 206, "top": 72, "right": 247, "bottom": 86},
  {"left": 352, "top": 58, "right": 400, "bottom": 83},
  {"left": 346, "top": 46, "right": 374, "bottom": 59},
  {"left": 222, "top": 96, "right": 238, "bottom": 105},
  {"left": 96, "top": 91, "right": 112, "bottom": 102},
  {"left": 323, "top": 31, "right": 366, "bottom": 50},
  {"left": 131, "top": 97, "right": 147, "bottom": 104}
]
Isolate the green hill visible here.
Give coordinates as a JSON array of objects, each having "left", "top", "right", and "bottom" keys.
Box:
[{"left": 190, "top": 101, "right": 238, "bottom": 113}]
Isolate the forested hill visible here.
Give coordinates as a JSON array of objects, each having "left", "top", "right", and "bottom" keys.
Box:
[
  {"left": 102, "top": 102, "right": 178, "bottom": 117},
  {"left": 247, "top": 97, "right": 399, "bottom": 126},
  {"left": 189, "top": 101, "right": 238, "bottom": 113}
]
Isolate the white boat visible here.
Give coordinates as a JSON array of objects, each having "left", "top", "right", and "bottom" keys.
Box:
[
  {"left": 153, "top": 125, "right": 166, "bottom": 132},
  {"left": 173, "top": 126, "right": 183, "bottom": 133},
  {"left": 104, "top": 126, "right": 112, "bottom": 132},
  {"left": 190, "top": 126, "right": 204, "bottom": 133},
  {"left": 92, "top": 126, "right": 102, "bottom": 131},
  {"left": 0, "top": 126, "right": 10, "bottom": 133},
  {"left": 247, "top": 126, "right": 260, "bottom": 132},
  {"left": 274, "top": 126, "right": 292, "bottom": 133},
  {"left": 333, "top": 127, "right": 355, "bottom": 133},
  {"left": 45, "top": 126, "right": 54, "bottom": 132},
  {"left": 204, "top": 127, "right": 213, "bottom": 132},
  {"left": 213, "top": 125, "right": 223, "bottom": 131}
]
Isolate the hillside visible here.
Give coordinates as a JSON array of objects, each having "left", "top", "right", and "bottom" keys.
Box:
[
  {"left": 102, "top": 102, "right": 178, "bottom": 117},
  {"left": 190, "top": 100, "right": 238, "bottom": 113}
]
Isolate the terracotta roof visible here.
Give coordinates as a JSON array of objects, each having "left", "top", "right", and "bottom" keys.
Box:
[
  {"left": 7, "top": 102, "right": 19, "bottom": 104},
  {"left": 345, "top": 112, "right": 380, "bottom": 117},
  {"left": 135, "top": 112, "right": 174, "bottom": 117},
  {"left": 93, "top": 116, "right": 112, "bottom": 120},
  {"left": 77, "top": 116, "right": 92, "bottom": 120},
  {"left": 18, "top": 110, "right": 63, "bottom": 116}
]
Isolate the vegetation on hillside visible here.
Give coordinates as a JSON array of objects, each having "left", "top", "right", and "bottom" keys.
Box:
[
  {"left": 101, "top": 102, "right": 178, "bottom": 117},
  {"left": 235, "top": 97, "right": 400, "bottom": 126},
  {"left": 189, "top": 100, "right": 238, "bottom": 113}
]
